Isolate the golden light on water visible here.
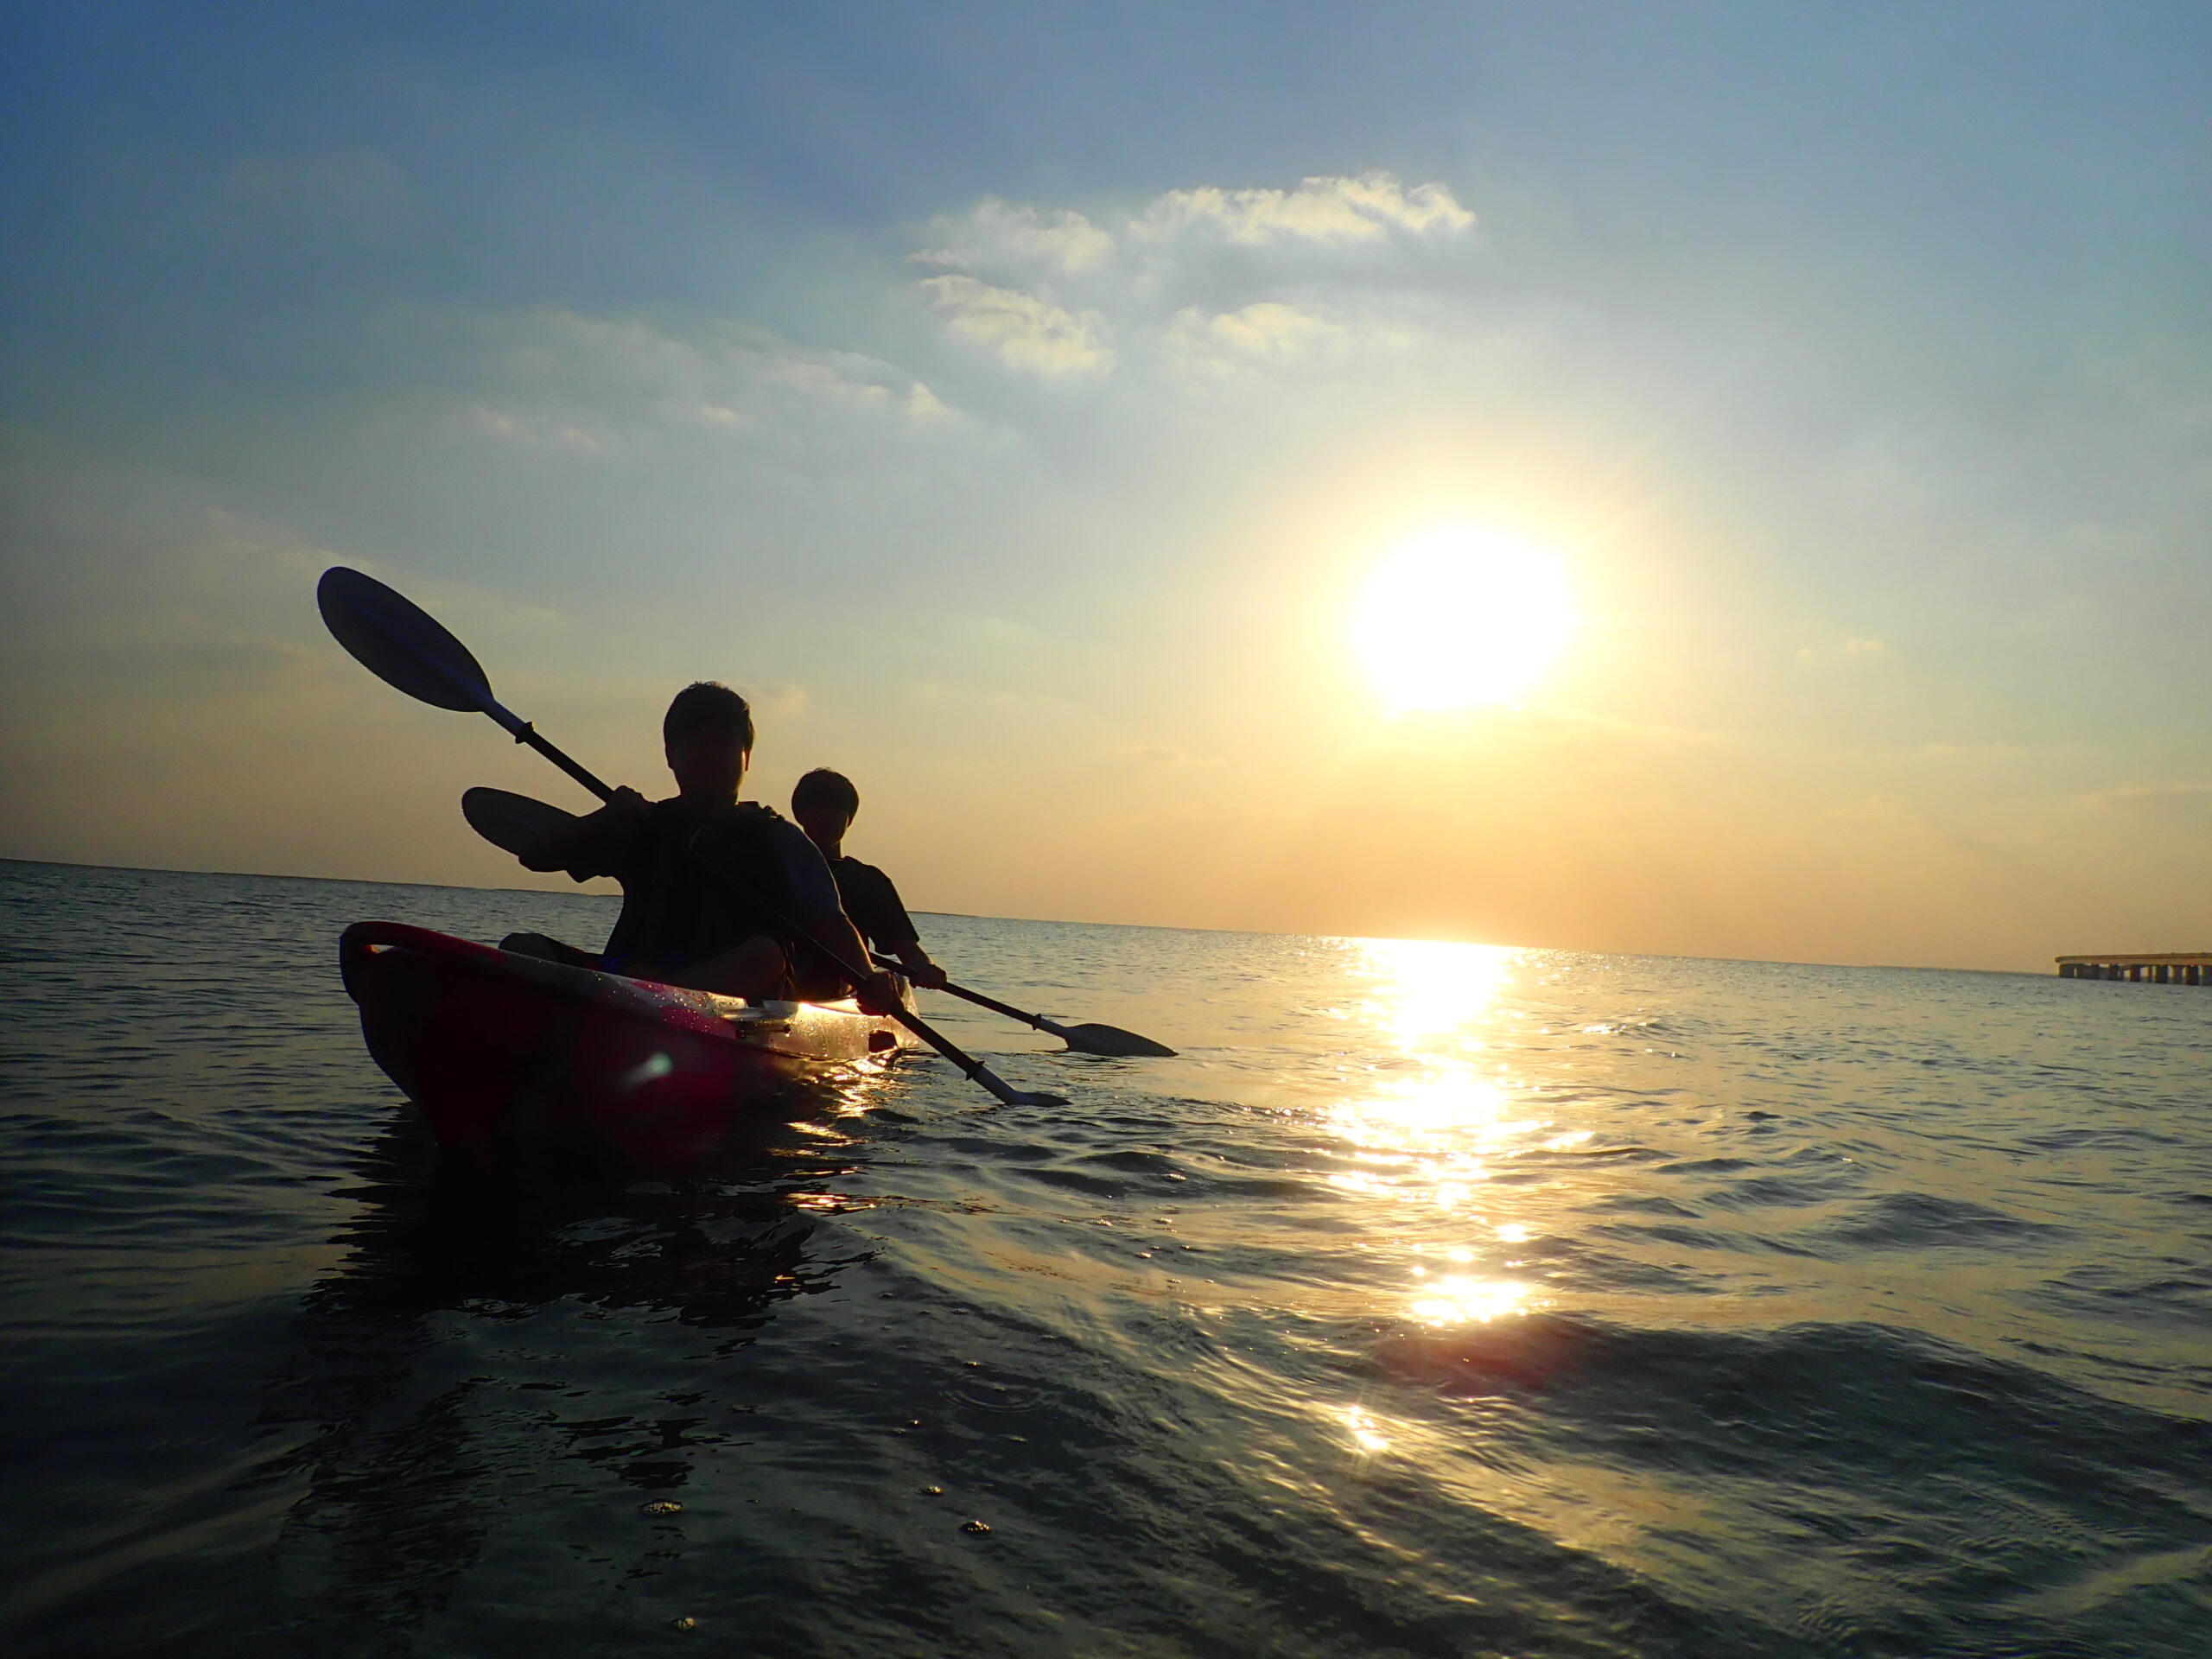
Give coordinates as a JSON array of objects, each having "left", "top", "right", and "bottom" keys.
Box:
[
  {"left": 1351, "top": 525, "right": 1574, "bottom": 712},
  {"left": 1343, "top": 1406, "right": 1391, "bottom": 1453},
  {"left": 1408, "top": 1275, "right": 1534, "bottom": 1326},
  {"left": 1322, "top": 938, "right": 1554, "bottom": 1333},
  {"left": 1364, "top": 936, "right": 1516, "bottom": 1046}
]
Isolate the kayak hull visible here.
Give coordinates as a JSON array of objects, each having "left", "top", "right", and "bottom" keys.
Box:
[{"left": 339, "top": 922, "right": 915, "bottom": 1164}]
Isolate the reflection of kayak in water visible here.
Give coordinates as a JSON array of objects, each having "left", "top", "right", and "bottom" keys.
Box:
[{"left": 339, "top": 922, "right": 918, "bottom": 1163}]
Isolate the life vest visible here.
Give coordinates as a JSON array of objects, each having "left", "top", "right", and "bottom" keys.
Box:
[{"left": 601, "top": 801, "right": 804, "bottom": 982}]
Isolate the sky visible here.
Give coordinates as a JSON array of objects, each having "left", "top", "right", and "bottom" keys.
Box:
[{"left": 3, "top": 1, "right": 2210, "bottom": 970}]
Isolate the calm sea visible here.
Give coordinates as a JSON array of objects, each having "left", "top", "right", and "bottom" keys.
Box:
[{"left": 3, "top": 859, "right": 2209, "bottom": 1657}]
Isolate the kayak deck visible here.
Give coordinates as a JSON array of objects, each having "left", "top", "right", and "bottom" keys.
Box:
[{"left": 340, "top": 921, "right": 917, "bottom": 1162}]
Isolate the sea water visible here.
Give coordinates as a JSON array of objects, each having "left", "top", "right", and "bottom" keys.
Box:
[{"left": 2, "top": 858, "right": 2207, "bottom": 1657}]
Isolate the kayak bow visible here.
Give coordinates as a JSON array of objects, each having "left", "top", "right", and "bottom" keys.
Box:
[{"left": 340, "top": 922, "right": 918, "bottom": 1162}]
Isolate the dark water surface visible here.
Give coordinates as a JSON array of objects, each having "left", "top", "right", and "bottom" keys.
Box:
[{"left": 3, "top": 859, "right": 2209, "bottom": 1656}]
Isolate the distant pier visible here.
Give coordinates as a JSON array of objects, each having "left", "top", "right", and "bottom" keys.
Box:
[{"left": 2056, "top": 952, "right": 2212, "bottom": 984}]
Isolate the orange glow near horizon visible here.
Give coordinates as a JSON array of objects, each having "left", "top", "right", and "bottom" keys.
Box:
[{"left": 1351, "top": 526, "right": 1575, "bottom": 712}]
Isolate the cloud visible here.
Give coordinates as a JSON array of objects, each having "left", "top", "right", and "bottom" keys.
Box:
[
  {"left": 1132, "top": 173, "right": 1475, "bottom": 246},
  {"left": 470, "top": 405, "right": 601, "bottom": 450},
  {"left": 922, "top": 173, "right": 1472, "bottom": 282},
  {"left": 912, "top": 198, "right": 1114, "bottom": 276},
  {"left": 911, "top": 172, "right": 1474, "bottom": 385},
  {"left": 1155, "top": 300, "right": 1382, "bottom": 385},
  {"left": 454, "top": 307, "right": 976, "bottom": 451},
  {"left": 919, "top": 276, "right": 1115, "bottom": 376}
]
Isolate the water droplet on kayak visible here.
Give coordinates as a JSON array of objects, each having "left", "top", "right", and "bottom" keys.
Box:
[
  {"left": 640, "top": 1500, "right": 682, "bottom": 1516},
  {"left": 962, "top": 1519, "right": 991, "bottom": 1535}
]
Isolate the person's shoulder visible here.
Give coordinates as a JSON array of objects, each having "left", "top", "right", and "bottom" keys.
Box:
[
  {"left": 740, "top": 803, "right": 832, "bottom": 865},
  {"left": 631, "top": 794, "right": 695, "bottom": 840},
  {"left": 739, "top": 802, "right": 808, "bottom": 842}
]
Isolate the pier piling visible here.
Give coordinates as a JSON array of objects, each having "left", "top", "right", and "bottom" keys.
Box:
[{"left": 2056, "top": 952, "right": 2211, "bottom": 985}]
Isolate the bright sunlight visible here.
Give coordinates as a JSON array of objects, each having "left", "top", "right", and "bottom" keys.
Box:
[{"left": 1351, "top": 526, "right": 1575, "bottom": 712}]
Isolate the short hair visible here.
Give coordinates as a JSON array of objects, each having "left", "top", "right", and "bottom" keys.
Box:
[
  {"left": 663, "top": 682, "right": 753, "bottom": 750},
  {"left": 791, "top": 767, "right": 860, "bottom": 819}
]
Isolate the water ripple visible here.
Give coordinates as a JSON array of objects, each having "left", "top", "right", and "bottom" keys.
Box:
[{"left": 3, "top": 861, "right": 2209, "bottom": 1656}]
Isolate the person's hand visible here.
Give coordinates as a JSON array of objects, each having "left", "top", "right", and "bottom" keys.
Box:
[
  {"left": 855, "top": 971, "right": 904, "bottom": 1016},
  {"left": 908, "top": 961, "right": 950, "bottom": 991},
  {"left": 604, "top": 785, "right": 650, "bottom": 823}
]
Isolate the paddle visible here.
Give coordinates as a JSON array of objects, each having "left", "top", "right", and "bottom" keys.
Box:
[
  {"left": 462, "top": 785, "right": 579, "bottom": 857},
  {"left": 318, "top": 567, "right": 1062, "bottom": 1109},
  {"left": 466, "top": 786, "right": 1177, "bottom": 1058},
  {"left": 868, "top": 954, "right": 1176, "bottom": 1058}
]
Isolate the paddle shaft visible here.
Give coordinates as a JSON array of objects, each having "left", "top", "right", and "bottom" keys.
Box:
[
  {"left": 480, "top": 714, "right": 1015, "bottom": 1095},
  {"left": 873, "top": 955, "right": 1049, "bottom": 1031},
  {"left": 517, "top": 726, "right": 613, "bottom": 801}
]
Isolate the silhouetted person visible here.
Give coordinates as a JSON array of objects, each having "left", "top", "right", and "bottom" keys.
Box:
[
  {"left": 516, "top": 684, "right": 894, "bottom": 1009},
  {"left": 790, "top": 768, "right": 949, "bottom": 995}
]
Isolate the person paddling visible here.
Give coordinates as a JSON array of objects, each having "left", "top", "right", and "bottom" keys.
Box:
[
  {"left": 512, "top": 683, "right": 895, "bottom": 1010},
  {"left": 790, "top": 768, "right": 950, "bottom": 995}
]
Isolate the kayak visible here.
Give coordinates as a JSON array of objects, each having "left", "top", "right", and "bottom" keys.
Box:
[{"left": 339, "top": 921, "right": 918, "bottom": 1163}]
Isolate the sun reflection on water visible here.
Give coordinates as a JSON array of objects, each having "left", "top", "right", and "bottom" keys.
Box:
[
  {"left": 1408, "top": 1275, "right": 1534, "bottom": 1326},
  {"left": 1342, "top": 1405, "right": 1391, "bottom": 1453},
  {"left": 1324, "top": 938, "right": 1558, "bottom": 1331}
]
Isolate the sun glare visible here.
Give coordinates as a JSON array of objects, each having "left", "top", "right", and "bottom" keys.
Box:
[{"left": 1351, "top": 526, "right": 1574, "bottom": 712}]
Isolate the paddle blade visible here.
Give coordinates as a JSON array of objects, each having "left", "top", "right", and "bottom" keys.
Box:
[
  {"left": 1053, "top": 1021, "right": 1178, "bottom": 1058},
  {"left": 463, "top": 787, "right": 580, "bottom": 857},
  {"left": 319, "top": 566, "right": 496, "bottom": 713}
]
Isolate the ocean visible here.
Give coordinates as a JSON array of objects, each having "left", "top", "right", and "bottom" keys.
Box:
[{"left": 3, "top": 857, "right": 2208, "bottom": 1656}]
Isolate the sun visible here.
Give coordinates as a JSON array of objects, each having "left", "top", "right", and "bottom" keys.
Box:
[{"left": 1351, "top": 526, "right": 1575, "bottom": 712}]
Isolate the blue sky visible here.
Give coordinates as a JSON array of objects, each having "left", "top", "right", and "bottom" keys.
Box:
[{"left": 5, "top": 2, "right": 2209, "bottom": 967}]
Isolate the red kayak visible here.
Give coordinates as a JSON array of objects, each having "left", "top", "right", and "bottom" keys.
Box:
[{"left": 339, "top": 922, "right": 918, "bottom": 1163}]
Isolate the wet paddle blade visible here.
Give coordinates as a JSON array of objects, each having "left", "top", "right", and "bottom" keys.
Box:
[
  {"left": 319, "top": 566, "right": 497, "bottom": 714},
  {"left": 1050, "top": 1020, "right": 1179, "bottom": 1058},
  {"left": 463, "top": 787, "right": 580, "bottom": 856}
]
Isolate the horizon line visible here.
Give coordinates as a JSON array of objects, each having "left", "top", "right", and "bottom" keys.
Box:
[{"left": 0, "top": 853, "right": 2065, "bottom": 978}]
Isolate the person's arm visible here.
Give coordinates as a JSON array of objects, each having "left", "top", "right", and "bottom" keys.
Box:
[
  {"left": 817, "top": 914, "right": 902, "bottom": 1014},
  {"left": 887, "top": 939, "right": 948, "bottom": 992},
  {"left": 756, "top": 816, "right": 902, "bottom": 1014},
  {"left": 871, "top": 872, "right": 947, "bottom": 989},
  {"left": 518, "top": 786, "right": 649, "bottom": 874}
]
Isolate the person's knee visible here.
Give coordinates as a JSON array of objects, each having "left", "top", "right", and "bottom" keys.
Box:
[{"left": 687, "top": 934, "right": 786, "bottom": 997}]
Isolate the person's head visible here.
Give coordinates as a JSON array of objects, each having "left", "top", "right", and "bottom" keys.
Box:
[
  {"left": 791, "top": 767, "right": 859, "bottom": 853},
  {"left": 663, "top": 682, "right": 753, "bottom": 801}
]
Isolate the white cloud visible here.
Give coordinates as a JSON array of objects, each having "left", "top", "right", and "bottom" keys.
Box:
[
  {"left": 912, "top": 197, "right": 1114, "bottom": 276},
  {"left": 1133, "top": 172, "right": 1474, "bottom": 245},
  {"left": 919, "top": 276, "right": 1115, "bottom": 376},
  {"left": 911, "top": 172, "right": 1473, "bottom": 385},
  {"left": 470, "top": 405, "right": 602, "bottom": 450},
  {"left": 461, "top": 308, "right": 971, "bottom": 447},
  {"left": 1163, "top": 301, "right": 1364, "bottom": 377}
]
